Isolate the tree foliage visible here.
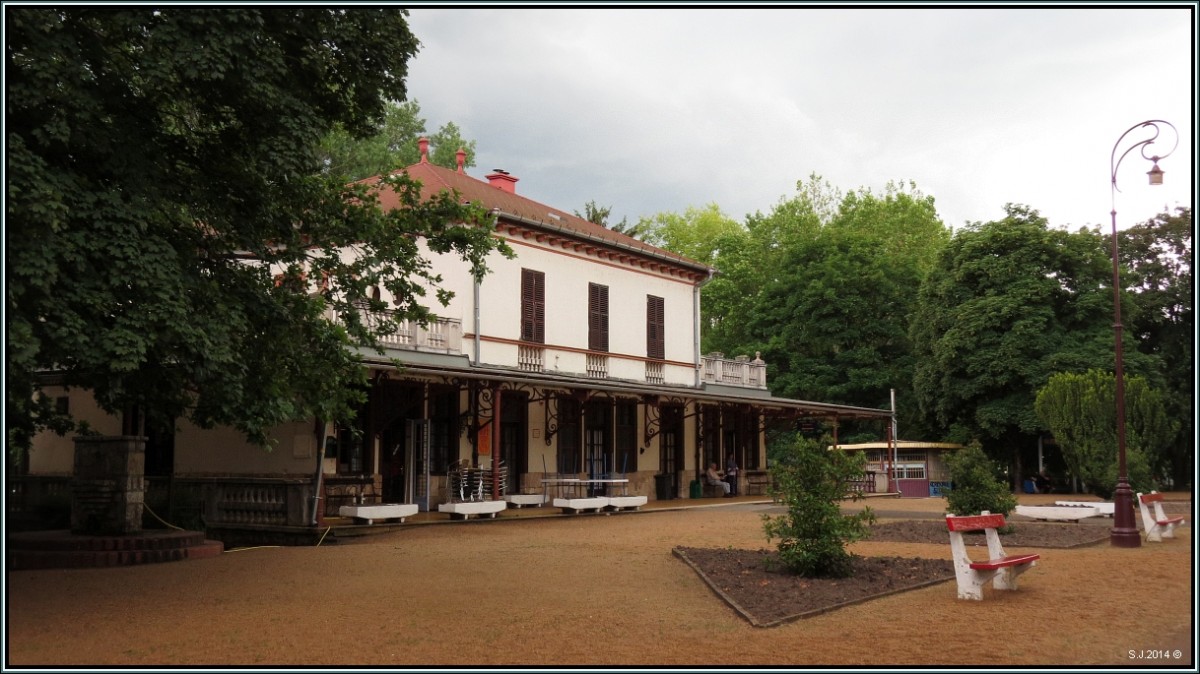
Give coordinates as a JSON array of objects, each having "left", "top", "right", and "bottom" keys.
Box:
[
  {"left": 315, "top": 100, "right": 478, "bottom": 181},
  {"left": 6, "top": 7, "right": 509, "bottom": 452},
  {"left": 1034, "top": 370, "right": 1173, "bottom": 498},
  {"left": 943, "top": 442, "right": 1018, "bottom": 518},
  {"left": 574, "top": 199, "right": 640, "bottom": 238},
  {"left": 738, "top": 180, "right": 948, "bottom": 435},
  {"left": 637, "top": 178, "right": 948, "bottom": 439},
  {"left": 910, "top": 205, "right": 1164, "bottom": 463},
  {"left": 1119, "top": 207, "right": 1193, "bottom": 487},
  {"left": 634, "top": 203, "right": 742, "bottom": 264},
  {"left": 762, "top": 434, "right": 875, "bottom": 578}
]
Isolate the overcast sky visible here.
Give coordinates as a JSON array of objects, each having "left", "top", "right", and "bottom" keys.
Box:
[{"left": 403, "top": 6, "right": 1193, "bottom": 233}]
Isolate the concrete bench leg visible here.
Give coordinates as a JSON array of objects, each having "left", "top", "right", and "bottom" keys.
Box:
[{"left": 992, "top": 563, "right": 1034, "bottom": 592}]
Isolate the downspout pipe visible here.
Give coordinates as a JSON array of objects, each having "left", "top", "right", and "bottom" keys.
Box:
[
  {"left": 694, "top": 270, "right": 717, "bottom": 387},
  {"left": 474, "top": 207, "right": 499, "bottom": 367},
  {"left": 473, "top": 278, "right": 481, "bottom": 365}
]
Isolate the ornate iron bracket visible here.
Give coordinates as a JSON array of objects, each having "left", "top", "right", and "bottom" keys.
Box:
[
  {"left": 641, "top": 394, "right": 691, "bottom": 446},
  {"left": 641, "top": 395, "right": 661, "bottom": 447},
  {"left": 544, "top": 388, "right": 588, "bottom": 446}
]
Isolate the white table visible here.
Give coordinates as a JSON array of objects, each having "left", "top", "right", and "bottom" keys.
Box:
[
  {"left": 541, "top": 477, "right": 629, "bottom": 496},
  {"left": 543, "top": 478, "right": 632, "bottom": 513}
]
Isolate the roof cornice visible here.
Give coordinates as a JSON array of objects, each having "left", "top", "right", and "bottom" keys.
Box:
[{"left": 493, "top": 209, "right": 714, "bottom": 280}]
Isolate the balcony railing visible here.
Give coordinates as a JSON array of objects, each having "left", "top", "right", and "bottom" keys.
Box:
[
  {"left": 518, "top": 345, "right": 545, "bottom": 372},
  {"left": 701, "top": 352, "right": 767, "bottom": 389},
  {"left": 360, "top": 310, "right": 462, "bottom": 354},
  {"left": 586, "top": 354, "right": 608, "bottom": 379},
  {"left": 645, "top": 361, "right": 665, "bottom": 385}
]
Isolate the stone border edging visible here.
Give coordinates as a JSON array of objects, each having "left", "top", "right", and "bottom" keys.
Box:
[{"left": 672, "top": 546, "right": 954, "bottom": 629}]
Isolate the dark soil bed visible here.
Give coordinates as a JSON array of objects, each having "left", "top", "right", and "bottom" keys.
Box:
[
  {"left": 674, "top": 548, "right": 954, "bottom": 627},
  {"left": 676, "top": 518, "right": 1114, "bottom": 627},
  {"left": 867, "top": 519, "right": 1112, "bottom": 548}
]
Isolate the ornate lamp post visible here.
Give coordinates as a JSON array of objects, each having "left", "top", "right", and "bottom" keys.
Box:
[{"left": 1108, "top": 119, "right": 1177, "bottom": 548}]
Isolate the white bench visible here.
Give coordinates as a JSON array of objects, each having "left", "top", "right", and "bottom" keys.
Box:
[
  {"left": 437, "top": 500, "right": 507, "bottom": 520},
  {"left": 552, "top": 496, "right": 609, "bottom": 514},
  {"left": 1014, "top": 504, "right": 1099, "bottom": 521},
  {"left": 946, "top": 512, "right": 1040, "bottom": 601},
  {"left": 505, "top": 494, "right": 547, "bottom": 508},
  {"left": 1137, "top": 491, "right": 1186, "bottom": 542},
  {"left": 1055, "top": 501, "right": 1115, "bottom": 517},
  {"left": 606, "top": 495, "right": 648, "bottom": 511},
  {"left": 338, "top": 503, "right": 419, "bottom": 525}
]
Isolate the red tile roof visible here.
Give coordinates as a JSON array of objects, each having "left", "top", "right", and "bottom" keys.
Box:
[{"left": 364, "top": 159, "right": 712, "bottom": 273}]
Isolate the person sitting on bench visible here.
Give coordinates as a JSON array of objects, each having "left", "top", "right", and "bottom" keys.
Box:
[
  {"left": 1035, "top": 471, "right": 1053, "bottom": 495},
  {"left": 706, "top": 463, "right": 731, "bottom": 497}
]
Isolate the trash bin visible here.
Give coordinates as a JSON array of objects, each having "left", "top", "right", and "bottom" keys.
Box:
[
  {"left": 654, "top": 473, "right": 673, "bottom": 501},
  {"left": 689, "top": 479, "right": 702, "bottom": 499}
]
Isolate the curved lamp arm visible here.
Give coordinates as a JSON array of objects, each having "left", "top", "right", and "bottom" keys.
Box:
[{"left": 1111, "top": 120, "right": 1178, "bottom": 207}]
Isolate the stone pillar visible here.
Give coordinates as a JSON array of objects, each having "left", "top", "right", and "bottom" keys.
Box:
[{"left": 71, "top": 435, "right": 146, "bottom": 535}]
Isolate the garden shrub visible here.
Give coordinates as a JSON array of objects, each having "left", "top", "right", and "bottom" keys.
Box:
[
  {"left": 761, "top": 433, "right": 875, "bottom": 578},
  {"left": 1095, "top": 446, "right": 1154, "bottom": 501},
  {"left": 944, "top": 442, "right": 1017, "bottom": 519}
]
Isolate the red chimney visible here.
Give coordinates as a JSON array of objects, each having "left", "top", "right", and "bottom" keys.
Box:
[
  {"left": 486, "top": 169, "right": 518, "bottom": 194},
  {"left": 455, "top": 148, "right": 466, "bottom": 174},
  {"left": 418, "top": 137, "right": 430, "bottom": 163}
]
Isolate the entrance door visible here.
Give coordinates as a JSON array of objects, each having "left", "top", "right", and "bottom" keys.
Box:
[
  {"left": 659, "top": 405, "right": 683, "bottom": 499},
  {"left": 499, "top": 392, "right": 527, "bottom": 497},
  {"left": 374, "top": 381, "right": 423, "bottom": 503},
  {"left": 382, "top": 420, "right": 431, "bottom": 508},
  {"left": 584, "top": 400, "right": 612, "bottom": 496},
  {"left": 408, "top": 419, "right": 431, "bottom": 511},
  {"left": 380, "top": 423, "right": 407, "bottom": 503}
]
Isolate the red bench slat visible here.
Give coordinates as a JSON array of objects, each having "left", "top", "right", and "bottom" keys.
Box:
[
  {"left": 1156, "top": 516, "right": 1185, "bottom": 525},
  {"left": 946, "top": 514, "right": 1006, "bottom": 532},
  {"left": 1139, "top": 492, "right": 1166, "bottom": 504},
  {"left": 969, "top": 553, "right": 1040, "bottom": 571}
]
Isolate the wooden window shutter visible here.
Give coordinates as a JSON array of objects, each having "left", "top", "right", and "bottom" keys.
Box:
[
  {"left": 647, "top": 295, "right": 665, "bottom": 360},
  {"left": 521, "top": 269, "right": 545, "bottom": 343},
  {"left": 588, "top": 283, "right": 609, "bottom": 352}
]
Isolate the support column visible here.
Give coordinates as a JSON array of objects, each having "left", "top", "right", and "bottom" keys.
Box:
[
  {"left": 71, "top": 435, "right": 146, "bottom": 535},
  {"left": 492, "top": 388, "right": 502, "bottom": 501}
]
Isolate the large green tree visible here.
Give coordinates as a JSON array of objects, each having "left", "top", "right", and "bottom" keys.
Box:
[
  {"left": 1119, "top": 207, "right": 1193, "bottom": 488},
  {"left": 750, "top": 226, "right": 916, "bottom": 411},
  {"left": 1034, "top": 370, "right": 1175, "bottom": 498},
  {"left": 910, "top": 204, "right": 1163, "bottom": 480},
  {"left": 7, "top": 8, "right": 507, "bottom": 452},
  {"left": 722, "top": 180, "right": 948, "bottom": 438}
]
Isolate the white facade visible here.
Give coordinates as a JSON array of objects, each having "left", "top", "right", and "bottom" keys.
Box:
[{"left": 20, "top": 152, "right": 893, "bottom": 537}]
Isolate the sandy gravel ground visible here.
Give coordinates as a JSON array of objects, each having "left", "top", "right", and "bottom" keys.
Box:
[{"left": 4, "top": 493, "right": 1193, "bottom": 667}]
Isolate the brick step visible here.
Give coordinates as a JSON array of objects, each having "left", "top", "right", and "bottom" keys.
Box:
[
  {"left": 7, "top": 529, "right": 208, "bottom": 552},
  {"left": 7, "top": 537, "right": 224, "bottom": 570}
]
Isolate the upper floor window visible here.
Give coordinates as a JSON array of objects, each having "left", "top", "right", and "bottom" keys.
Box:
[
  {"left": 521, "top": 269, "right": 545, "bottom": 343},
  {"left": 588, "top": 283, "right": 609, "bottom": 352},
  {"left": 647, "top": 295, "right": 665, "bottom": 360}
]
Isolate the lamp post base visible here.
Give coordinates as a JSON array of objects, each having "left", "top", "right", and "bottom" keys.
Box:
[
  {"left": 1110, "top": 486, "right": 1142, "bottom": 548},
  {"left": 1110, "top": 527, "right": 1141, "bottom": 547}
]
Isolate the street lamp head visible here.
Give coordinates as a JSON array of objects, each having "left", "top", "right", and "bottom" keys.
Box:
[
  {"left": 1147, "top": 159, "right": 1164, "bottom": 185},
  {"left": 1111, "top": 120, "right": 1177, "bottom": 197}
]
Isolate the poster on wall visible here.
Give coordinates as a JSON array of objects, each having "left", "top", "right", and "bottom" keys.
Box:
[{"left": 477, "top": 424, "right": 491, "bottom": 455}]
